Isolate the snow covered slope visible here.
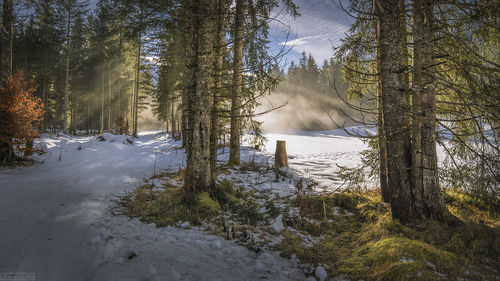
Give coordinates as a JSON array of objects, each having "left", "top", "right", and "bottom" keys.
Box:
[{"left": 0, "top": 132, "right": 303, "bottom": 281}]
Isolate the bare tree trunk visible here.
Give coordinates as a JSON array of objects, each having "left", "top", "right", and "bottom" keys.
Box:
[
  {"left": 375, "top": 16, "right": 390, "bottom": 203},
  {"left": 228, "top": 0, "right": 244, "bottom": 167},
  {"left": 74, "top": 96, "right": 78, "bottom": 133},
  {"left": 41, "top": 75, "right": 47, "bottom": 133},
  {"left": 0, "top": 0, "right": 13, "bottom": 163},
  {"left": 181, "top": 3, "right": 196, "bottom": 151},
  {"left": 117, "top": 21, "right": 122, "bottom": 120},
  {"left": 87, "top": 103, "right": 90, "bottom": 135},
  {"left": 210, "top": 0, "right": 227, "bottom": 186},
  {"left": 171, "top": 96, "right": 176, "bottom": 135},
  {"left": 0, "top": 0, "right": 12, "bottom": 85},
  {"left": 100, "top": 62, "right": 105, "bottom": 133},
  {"left": 377, "top": 83, "right": 390, "bottom": 203},
  {"left": 411, "top": 0, "right": 445, "bottom": 220},
  {"left": 64, "top": 10, "right": 71, "bottom": 134},
  {"left": 376, "top": 0, "right": 414, "bottom": 223},
  {"left": 133, "top": 32, "right": 141, "bottom": 138},
  {"left": 184, "top": 0, "right": 215, "bottom": 192},
  {"left": 108, "top": 72, "right": 111, "bottom": 132},
  {"left": 181, "top": 88, "right": 189, "bottom": 148}
]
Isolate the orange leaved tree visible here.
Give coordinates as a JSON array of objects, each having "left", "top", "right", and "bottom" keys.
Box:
[{"left": 0, "top": 72, "right": 44, "bottom": 164}]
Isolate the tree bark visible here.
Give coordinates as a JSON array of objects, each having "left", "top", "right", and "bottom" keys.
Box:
[
  {"left": 181, "top": 87, "right": 189, "bottom": 148},
  {"left": 210, "top": 0, "right": 227, "bottom": 186},
  {"left": 64, "top": 10, "right": 71, "bottom": 134},
  {"left": 133, "top": 32, "right": 141, "bottom": 137},
  {"left": 100, "top": 62, "right": 105, "bottom": 133},
  {"left": 375, "top": 15, "right": 390, "bottom": 203},
  {"left": 108, "top": 71, "right": 111, "bottom": 131},
  {"left": 228, "top": 0, "right": 244, "bottom": 167},
  {"left": 41, "top": 75, "right": 47, "bottom": 133},
  {"left": 376, "top": 0, "right": 414, "bottom": 222},
  {"left": 171, "top": 96, "right": 176, "bottom": 136},
  {"left": 1, "top": 0, "right": 12, "bottom": 85},
  {"left": 378, "top": 82, "right": 390, "bottom": 203},
  {"left": 184, "top": 0, "right": 215, "bottom": 192},
  {"left": 411, "top": 0, "right": 445, "bottom": 220},
  {"left": 181, "top": 1, "right": 195, "bottom": 150},
  {"left": 117, "top": 18, "right": 123, "bottom": 120}
]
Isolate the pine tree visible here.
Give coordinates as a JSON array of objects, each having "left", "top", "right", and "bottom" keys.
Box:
[
  {"left": 227, "top": 0, "right": 244, "bottom": 167},
  {"left": 184, "top": 0, "right": 216, "bottom": 192}
]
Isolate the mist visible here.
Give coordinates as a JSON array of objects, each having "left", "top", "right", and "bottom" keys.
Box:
[
  {"left": 138, "top": 97, "right": 165, "bottom": 132},
  {"left": 257, "top": 85, "right": 360, "bottom": 133}
]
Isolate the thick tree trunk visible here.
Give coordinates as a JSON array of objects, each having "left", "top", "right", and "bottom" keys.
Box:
[
  {"left": 184, "top": 0, "right": 215, "bottom": 192},
  {"left": 411, "top": 0, "right": 445, "bottom": 220},
  {"left": 376, "top": 0, "right": 414, "bottom": 223},
  {"left": 228, "top": 0, "right": 244, "bottom": 167},
  {"left": 210, "top": 0, "right": 227, "bottom": 186}
]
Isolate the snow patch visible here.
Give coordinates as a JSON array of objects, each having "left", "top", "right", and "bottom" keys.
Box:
[
  {"left": 315, "top": 266, "right": 328, "bottom": 281},
  {"left": 270, "top": 214, "right": 284, "bottom": 233}
]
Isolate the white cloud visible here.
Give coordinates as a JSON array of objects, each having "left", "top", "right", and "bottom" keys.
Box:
[
  {"left": 270, "top": 0, "right": 352, "bottom": 63},
  {"left": 279, "top": 35, "right": 322, "bottom": 46}
]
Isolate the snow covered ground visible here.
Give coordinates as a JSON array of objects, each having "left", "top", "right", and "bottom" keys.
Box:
[
  {"left": 0, "top": 128, "right": 451, "bottom": 280},
  {"left": 0, "top": 132, "right": 306, "bottom": 281}
]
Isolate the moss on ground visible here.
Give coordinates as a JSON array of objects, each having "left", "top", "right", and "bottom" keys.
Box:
[
  {"left": 120, "top": 184, "right": 221, "bottom": 226},
  {"left": 279, "top": 190, "right": 500, "bottom": 280},
  {"left": 120, "top": 176, "right": 269, "bottom": 227}
]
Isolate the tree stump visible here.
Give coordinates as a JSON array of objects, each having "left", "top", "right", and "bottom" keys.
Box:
[{"left": 275, "top": 140, "right": 288, "bottom": 169}]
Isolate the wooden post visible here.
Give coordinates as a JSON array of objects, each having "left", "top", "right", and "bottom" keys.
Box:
[{"left": 275, "top": 140, "right": 288, "bottom": 168}]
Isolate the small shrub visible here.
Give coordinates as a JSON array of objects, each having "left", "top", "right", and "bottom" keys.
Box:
[
  {"left": 0, "top": 72, "right": 44, "bottom": 164},
  {"left": 114, "top": 116, "right": 129, "bottom": 135}
]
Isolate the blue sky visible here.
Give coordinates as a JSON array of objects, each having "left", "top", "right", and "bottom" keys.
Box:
[{"left": 268, "top": 0, "right": 353, "bottom": 67}]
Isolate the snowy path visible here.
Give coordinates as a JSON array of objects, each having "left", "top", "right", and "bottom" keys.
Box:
[{"left": 0, "top": 132, "right": 303, "bottom": 281}]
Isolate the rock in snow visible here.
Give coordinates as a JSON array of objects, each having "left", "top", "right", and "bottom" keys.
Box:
[
  {"left": 315, "top": 266, "right": 328, "bottom": 281},
  {"left": 180, "top": 221, "right": 190, "bottom": 229},
  {"left": 270, "top": 214, "right": 284, "bottom": 234}
]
